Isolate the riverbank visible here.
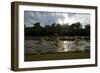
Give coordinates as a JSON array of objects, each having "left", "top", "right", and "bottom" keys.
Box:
[
  {"left": 25, "top": 36, "right": 90, "bottom": 41},
  {"left": 24, "top": 52, "right": 90, "bottom": 61}
]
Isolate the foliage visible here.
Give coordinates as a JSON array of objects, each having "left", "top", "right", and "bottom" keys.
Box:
[{"left": 25, "top": 22, "right": 90, "bottom": 36}]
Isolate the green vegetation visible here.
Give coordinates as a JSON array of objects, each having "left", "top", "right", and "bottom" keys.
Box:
[
  {"left": 25, "top": 22, "right": 90, "bottom": 36},
  {"left": 24, "top": 52, "right": 90, "bottom": 61}
]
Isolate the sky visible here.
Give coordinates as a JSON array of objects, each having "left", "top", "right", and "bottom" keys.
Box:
[{"left": 24, "top": 11, "right": 90, "bottom": 27}]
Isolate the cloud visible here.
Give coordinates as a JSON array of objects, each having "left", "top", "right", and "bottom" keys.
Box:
[
  {"left": 69, "top": 13, "right": 90, "bottom": 26},
  {"left": 24, "top": 11, "right": 90, "bottom": 27}
]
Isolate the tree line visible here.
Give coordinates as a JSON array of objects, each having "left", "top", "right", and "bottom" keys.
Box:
[{"left": 25, "top": 22, "right": 90, "bottom": 36}]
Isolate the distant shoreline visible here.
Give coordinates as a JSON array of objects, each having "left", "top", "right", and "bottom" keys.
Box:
[{"left": 25, "top": 36, "right": 90, "bottom": 41}]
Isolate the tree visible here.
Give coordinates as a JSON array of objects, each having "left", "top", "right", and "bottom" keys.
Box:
[
  {"left": 85, "top": 24, "right": 90, "bottom": 30},
  {"left": 25, "top": 21, "right": 90, "bottom": 37},
  {"left": 76, "top": 22, "right": 83, "bottom": 30},
  {"left": 61, "top": 24, "right": 70, "bottom": 35},
  {"left": 55, "top": 24, "right": 62, "bottom": 35},
  {"left": 33, "top": 22, "right": 43, "bottom": 36},
  {"left": 70, "top": 22, "right": 83, "bottom": 36},
  {"left": 44, "top": 25, "right": 51, "bottom": 36},
  {"left": 84, "top": 24, "right": 90, "bottom": 36},
  {"left": 50, "top": 23, "right": 56, "bottom": 35}
]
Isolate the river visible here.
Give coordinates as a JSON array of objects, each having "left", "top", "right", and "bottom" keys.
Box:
[{"left": 25, "top": 38, "right": 90, "bottom": 54}]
